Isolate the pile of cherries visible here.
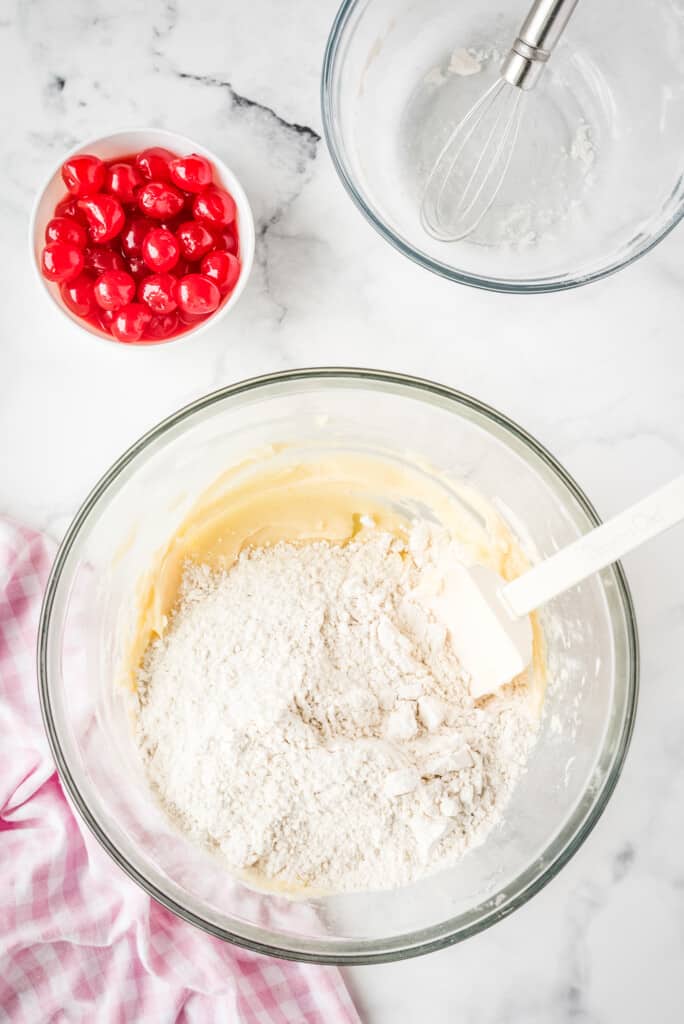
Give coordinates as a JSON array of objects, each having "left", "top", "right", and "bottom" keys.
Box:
[{"left": 40, "top": 147, "right": 241, "bottom": 343}]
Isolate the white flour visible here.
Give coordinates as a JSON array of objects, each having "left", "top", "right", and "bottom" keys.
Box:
[
  {"left": 136, "top": 526, "right": 538, "bottom": 893},
  {"left": 416, "top": 46, "right": 598, "bottom": 248}
]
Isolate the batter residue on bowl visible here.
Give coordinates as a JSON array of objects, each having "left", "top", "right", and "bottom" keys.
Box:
[{"left": 131, "top": 448, "right": 546, "bottom": 894}]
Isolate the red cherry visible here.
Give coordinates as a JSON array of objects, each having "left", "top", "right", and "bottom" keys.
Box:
[
  {"left": 169, "top": 154, "right": 213, "bottom": 193},
  {"left": 98, "top": 308, "right": 117, "bottom": 332},
  {"left": 121, "top": 217, "right": 154, "bottom": 258},
  {"left": 139, "top": 273, "right": 178, "bottom": 313},
  {"left": 60, "top": 274, "right": 95, "bottom": 316},
  {"left": 192, "top": 188, "right": 236, "bottom": 227},
  {"left": 61, "top": 154, "right": 105, "bottom": 196},
  {"left": 200, "top": 251, "right": 241, "bottom": 293},
  {"left": 93, "top": 270, "right": 136, "bottom": 310},
  {"left": 176, "top": 220, "right": 214, "bottom": 261},
  {"left": 127, "top": 256, "right": 149, "bottom": 281},
  {"left": 137, "top": 181, "right": 184, "bottom": 220},
  {"left": 159, "top": 215, "right": 184, "bottom": 234},
  {"left": 175, "top": 274, "right": 220, "bottom": 316},
  {"left": 111, "top": 303, "right": 151, "bottom": 343},
  {"left": 45, "top": 216, "right": 87, "bottom": 248},
  {"left": 214, "top": 229, "right": 238, "bottom": 255},
  {"left": 105, "top": 162, "right": 141, "bottom": 204},
  {"left": 145, "top": 311, "right": 180, "bottom": 340},
  {"left": 142, "top": 228, "right": 180, "bottom": 272},
  {"left": 54, "top": 197, "right": 89, "bottom": 225},
  {"left": 84, "top": 245, "right": 126, "bottom": 275},
  {"left": 178, "top": 308, "right": 209, "bottom": 326},
  {"left": 78, "top": 194, "right": 125, "bottom": 243},
  {"left": 41, "top": 242, "right": 84, "bottom": 283},
  {"left": 135, "top": 148, "right": 175, "bottom": 181}
]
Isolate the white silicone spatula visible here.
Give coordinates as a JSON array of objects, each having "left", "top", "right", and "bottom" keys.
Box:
[{"left": 440, "top": 475, "right": 684, "bottom": 698}]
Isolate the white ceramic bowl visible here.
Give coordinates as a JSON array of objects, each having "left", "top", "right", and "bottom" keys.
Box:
[{"left": 29, "top": 128, "right": 256, "bottom": 346}]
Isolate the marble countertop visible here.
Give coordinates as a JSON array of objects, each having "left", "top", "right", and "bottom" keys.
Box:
[{"left": 1, "top": 2, "right": 683, "bottom": 1021}]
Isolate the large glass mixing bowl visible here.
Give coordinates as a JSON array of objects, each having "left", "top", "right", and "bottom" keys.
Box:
[
  {"left": 38, "top": 370, "right": 638, "bottom": 963},
  {"left": 322, "top": 0, "right": 684, "bottom": 292}
]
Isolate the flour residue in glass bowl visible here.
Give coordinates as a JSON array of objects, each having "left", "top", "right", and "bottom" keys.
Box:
[{"left": 400, "top": 42, "right": 602, "bottom": 249}]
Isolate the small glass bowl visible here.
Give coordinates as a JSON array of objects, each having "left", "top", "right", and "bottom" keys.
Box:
[
  {"left": 39, "top": 369, "right": 638, "bottom": 963},
  {"left": 322, "top": 0, "right": 684, "bottom": 292},
  {"left": 29, "top": 128, "right": 255, "bottom": 345}
]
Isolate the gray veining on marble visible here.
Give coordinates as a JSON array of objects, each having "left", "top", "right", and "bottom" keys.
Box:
[{"left": 1, "top": 2, "right": 682, "bottom": 1021}]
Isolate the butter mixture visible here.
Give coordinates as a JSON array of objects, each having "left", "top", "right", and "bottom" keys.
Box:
[{"left": 132, "top": 450, "right": 545, "bottom": 894}]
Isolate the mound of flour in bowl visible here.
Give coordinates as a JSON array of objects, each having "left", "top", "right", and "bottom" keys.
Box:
[{"left": 135, "top": 526, "right": 539, "bottom": 893}]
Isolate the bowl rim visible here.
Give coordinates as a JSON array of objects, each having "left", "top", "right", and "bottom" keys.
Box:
[
  {"left": 28, "top": 127, "right": 256, "bottom": 347},
  {"left": 320, "top": 0, "right": 684, "bottom": 294},
  {"left": 37, "top": 367, "right": 640, "bottom": 964}
]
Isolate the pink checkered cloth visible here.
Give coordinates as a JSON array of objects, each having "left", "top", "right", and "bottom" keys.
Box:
[{"left": 0, "top": 519, "right": 361, "bottom": 1024}]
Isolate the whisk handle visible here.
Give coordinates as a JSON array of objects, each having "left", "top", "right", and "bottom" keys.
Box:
[
  {"left": 502, "top": 0, "right": 580, "bottom": 89},
  {"left": 517, "top": 0, "right": 580, "bottom": 56}
]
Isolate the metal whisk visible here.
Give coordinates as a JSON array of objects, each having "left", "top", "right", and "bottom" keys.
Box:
[{"left": 421, "top": 0, "right": 580, "bottom": 242}]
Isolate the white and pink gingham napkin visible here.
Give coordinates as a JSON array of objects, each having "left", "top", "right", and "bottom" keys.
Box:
[{"left": 0, "top": 519, "right": 361, "bottom": 1024}]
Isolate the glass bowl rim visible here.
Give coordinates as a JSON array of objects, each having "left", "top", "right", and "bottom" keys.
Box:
[
  {"left": 320, "top": 0, "right": 684, "bottom": 295},
  {"left": 37, "top": 367, "right": 639, "bottom": 964}
]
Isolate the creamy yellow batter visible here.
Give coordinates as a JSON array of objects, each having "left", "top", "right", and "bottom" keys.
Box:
[{"left": 129, "top": 445, "right": 546, "bottom": 710}]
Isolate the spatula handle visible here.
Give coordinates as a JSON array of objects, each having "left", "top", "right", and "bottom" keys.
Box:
[{"left": 501, "top": 474, "right": 684, "bottom": 618}]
